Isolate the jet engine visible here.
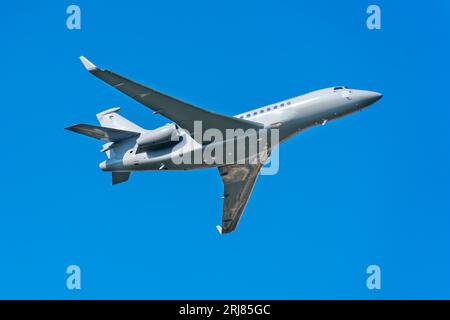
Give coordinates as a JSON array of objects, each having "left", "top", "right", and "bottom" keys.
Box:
[{"left": 136, "top": 123, "right": 180, "bottom": 153}]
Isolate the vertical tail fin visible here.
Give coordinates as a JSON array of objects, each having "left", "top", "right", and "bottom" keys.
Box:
[{"left": 96, "top": 107, "right": 144, "bottom": 132}]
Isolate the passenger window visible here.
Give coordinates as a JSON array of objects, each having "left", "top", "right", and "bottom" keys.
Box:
[
  {"left": 246, "top": 114, "right": 251, "bottom": 117},
  {"left": 274, "top": 106, "right": 278, "bottom": 109},
  {"left": 260, "top": 110, "right": 264, "bottom": 114},
  {"left": 253, "top": 112, "right": 257, "bottom": 115},
  {"left": 280, "top": 103, "right": 284, "bottom": 107}
]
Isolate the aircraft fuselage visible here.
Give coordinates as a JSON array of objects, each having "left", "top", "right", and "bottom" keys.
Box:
[{"left": 99, "top": 86, "right": 382, "bottom": 172}]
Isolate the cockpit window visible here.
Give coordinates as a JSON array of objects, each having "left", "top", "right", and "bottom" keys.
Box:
[{"left": 333, "top": 86, "right": 347, "bottom": 91}]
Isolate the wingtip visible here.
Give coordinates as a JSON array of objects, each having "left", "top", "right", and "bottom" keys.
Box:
[
  {"left": 79, "top": 56, "right": 97, "bottom": 71},
  {"left": 216, "top": 225, "right": 223, "bottom": 235},
  {"left": 64, "top": 124, "right": 78, "bottom": 131}
]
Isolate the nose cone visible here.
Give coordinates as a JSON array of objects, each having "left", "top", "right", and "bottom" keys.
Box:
[
  {"left": 352, "top": 90, "right": 383, "bottom": 108},
  {"left": 365, "top": 91, "right": 383, "bottom": 104}
]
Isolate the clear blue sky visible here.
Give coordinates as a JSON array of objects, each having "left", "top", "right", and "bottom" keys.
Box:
[{"left": 2, "top": 1, "right": 449, "bottom": 299}]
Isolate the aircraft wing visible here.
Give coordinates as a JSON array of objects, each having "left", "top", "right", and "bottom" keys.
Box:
[
  {"left": 79, "top": 56, "right": 263, "bottom": 143},
  {"left": 217, "top": 162, "right": 264, "bottom": 234}
]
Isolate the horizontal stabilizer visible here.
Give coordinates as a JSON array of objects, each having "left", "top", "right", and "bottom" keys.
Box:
[
  {"left": 65, "top": 124, "right": 139, "bottom": 142},
  {"left": 112, "top": 172, "right": 130, "bottom": 185}
]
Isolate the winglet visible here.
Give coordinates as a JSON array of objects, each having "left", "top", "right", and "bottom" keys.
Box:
[
  {"left": 80, "top": 56, "right": 97, "bottom": 71},
  {"left": 216, "top": 225, "right": 223, "bottom": 235}
]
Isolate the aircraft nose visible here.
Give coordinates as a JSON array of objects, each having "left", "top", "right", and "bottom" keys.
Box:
[
  {"left": 365, "top": 91, "right": 383, "bottom": 104},
  {"left": 353, "top": 90, "right": 383, "bottom": 108}
]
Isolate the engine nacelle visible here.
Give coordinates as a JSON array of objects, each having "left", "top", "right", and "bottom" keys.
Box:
[{"left": 136, "top": 123, "right": 180, "bottom": 152}]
